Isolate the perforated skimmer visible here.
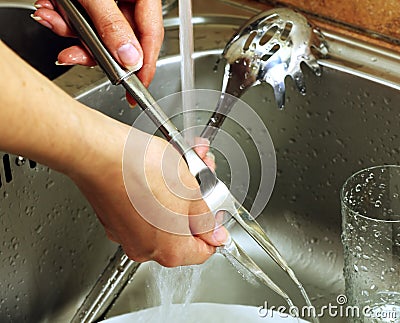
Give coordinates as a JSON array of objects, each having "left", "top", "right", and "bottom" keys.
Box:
[{"left": 201, "top": 8, "right": 328, "bottom": 142}]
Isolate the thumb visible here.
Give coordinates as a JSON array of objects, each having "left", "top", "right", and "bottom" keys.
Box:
[
  {"left": 78, "top": 0, "right": 143, "bottom": 70},
  {"left": 189, "top": 200, "right": 229, "bottom": 247}
]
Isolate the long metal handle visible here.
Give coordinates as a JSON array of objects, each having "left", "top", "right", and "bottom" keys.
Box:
[
  {"left": 199, "top": 63, "right": 240, "bottom": 143},
  {"left": 55, "top": 0, "right": 211, "bottom": 178},
  {"left": 71, "top": 247, "right": 140, "bottom": 323},
  {"left": 199, "top": 92, "right": 239, "bottom": 143}
]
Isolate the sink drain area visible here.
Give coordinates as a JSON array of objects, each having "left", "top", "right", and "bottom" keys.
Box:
[{"left": 0, "top": 153, "right": 37, "bottom": 188}]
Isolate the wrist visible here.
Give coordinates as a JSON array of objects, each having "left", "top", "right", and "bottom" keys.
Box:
[{"left": 62, "top": 104, "right": 131, "bottom": 184}]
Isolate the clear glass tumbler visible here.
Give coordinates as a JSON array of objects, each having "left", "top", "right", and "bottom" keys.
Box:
[{"left": 341, "top": 165, "right": 400, "bottom": 322}]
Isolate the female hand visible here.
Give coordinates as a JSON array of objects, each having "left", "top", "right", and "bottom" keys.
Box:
[
  {"left": 31, "top": 0, "right": 164, "bottom": 93},
  {"left": 69, "top": 122, "right": 226, "bottom": 266},
  {"left": 0, "top": 41, "right": 227, "bottom": 267}
]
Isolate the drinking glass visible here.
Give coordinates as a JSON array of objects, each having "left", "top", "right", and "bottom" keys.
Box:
[{"left": 341, "top": 165, "right": 400, "bottom": 322}]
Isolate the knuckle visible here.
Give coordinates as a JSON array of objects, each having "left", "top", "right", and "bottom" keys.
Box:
[
  {"left": 98, "top": 13, "right": 131, "bottom": 41},
  {"left": 154, "top": 252, "right": 182, "bottom": 268},
  {"left": 123, "top": 247, "right": 150, "bottom": 263}
]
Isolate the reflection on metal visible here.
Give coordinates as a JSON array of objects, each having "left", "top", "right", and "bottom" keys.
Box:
[
  {"left": 162, "top": 0, "right": 177, "bottom": 15},
  {"left": 71, "top": 247, "right": 140, "bottom": 323},
  {"left": 201, "top": 8, "right": 328, "bottom": 142}
]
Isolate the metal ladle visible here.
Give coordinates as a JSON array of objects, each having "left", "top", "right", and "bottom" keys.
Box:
[{"left": 201, "top": 8, "right": 328, "bottom": 142}]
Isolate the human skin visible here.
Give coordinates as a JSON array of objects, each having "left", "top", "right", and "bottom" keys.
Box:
[
  {"left": 32, "top": 0, "right": 164, "bottom": 104},
  {"left": 0, "top": 41, "right": 228, "bottom": 266}
]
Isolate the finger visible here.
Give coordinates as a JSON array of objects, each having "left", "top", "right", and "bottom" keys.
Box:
[
  {"left": 105, "top": 229, "right": 119, "bottom": 243},
  {"left": 193, "top": 137, "right": 210, "bottom": 159},
  {"left": 193, "top": 137, "right": 216, "bottom": 170},
  {"left": 188, "top": 198, "right": 229, "bottom": 247},
  {"left": 78, "top": 0, "right": 143, "bottom": 71},
  {"left": 34, "top": 0, "right": 54, "bottom": 10},
  {"left": 197, "top": 224, "right": 229, "bottom": 248},
  {"left": 126, "top": 93, "right": 137, "bottom": 107},
  {"left": 154, "top": 235, "right": 216, "bottom": 267},
  {"left": 183, "top": 236, "right": 216, "bottom": 265},
  {"left": 203, "top": 153, "right": 216, "bottom": 170},
  {"left": 31, "top": 8, "right": 75, "bottom": 37},
  {"left": 130, "top": 0, "right": 164, "bottom": 87},
  {"left": 57, "top": 46, "right": 96, "bottom": 66}
]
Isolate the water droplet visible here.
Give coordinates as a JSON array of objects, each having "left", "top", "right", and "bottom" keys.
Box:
[
  {"left": 366, "top": 173, "right": 375, "bottom": 182},
  {"left": 15, "top": 156, "right": 25, "bottom": 166},
  {"left": 45, "top": 181, "right": 55, "bottom": 189}
]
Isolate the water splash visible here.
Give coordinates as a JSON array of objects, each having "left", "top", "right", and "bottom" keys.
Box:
[{"left": 147, "top": 262, "right": 203, "bottom": 319}]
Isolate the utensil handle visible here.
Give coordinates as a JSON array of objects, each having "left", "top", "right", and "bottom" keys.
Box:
[
  {"left": 55, "top": 0, "right": 211, "bottom": 177},
  {"left": 55, "top": 0, "right": 131, "bottom": 84}
]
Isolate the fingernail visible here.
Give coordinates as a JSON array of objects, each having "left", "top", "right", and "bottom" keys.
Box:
[
  {"left": 128, "top": 103, "right": 138, "bottom": 109},
  {"left": 34, "top": 4, "right": 42, "bottom": 8},
  {"left": 117, "top": 43, "right": 143, "bottom": 71},
  {"left": 206, "top": 151, "right": 215, "bottom": 162},
  {"left": 30, "top": 14, "right": 52, "bottom": 29},
  {"left": 55, "top": 61, "right": 70, "bottom": 66},
  {"left": 213, "top": 226, "right": 228, "bottom": 244}
]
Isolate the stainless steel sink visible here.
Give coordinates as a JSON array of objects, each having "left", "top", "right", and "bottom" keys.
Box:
[
  {"left": 74, "top": 12, "right": 400, "bottom": 323},
  {"left": 1, "top": 0, "right": 399, "bottom": 322}
]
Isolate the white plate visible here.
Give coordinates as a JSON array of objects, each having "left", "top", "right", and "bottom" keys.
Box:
[{"left": 101, "top": 303, "right": 308, "bottom": 323}]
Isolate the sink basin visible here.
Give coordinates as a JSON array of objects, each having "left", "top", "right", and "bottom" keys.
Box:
[
  {"left": 100, "top": 303, "right": 308, "bottom": 323},
  {"left": 1, "top": 0, "right": 399, "bottom": 322},
  {"left": 75, "top": 19, "right": 400, "bottom": 323}
]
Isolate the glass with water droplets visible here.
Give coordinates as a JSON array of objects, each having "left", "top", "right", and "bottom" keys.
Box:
[{"left": 341, "top": 165, "right": 400, "bottom": 322}]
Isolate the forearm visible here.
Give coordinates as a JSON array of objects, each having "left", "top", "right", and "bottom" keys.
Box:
[
  {"left": 0, "top": 41, "right": 119, "bottom": 176},
  {"left": 0, "top": 43, "right": 226, "bottom": 265}
]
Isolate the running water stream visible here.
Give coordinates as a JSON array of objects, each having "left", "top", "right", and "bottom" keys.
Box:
[
  {"left": 179, "top": 0, "right": 196, "bottom": 145},
  {"left": 148, "top": 1, "right": 319, "bottom": 321},
  {"left": 146, "top": 0, "right": 205, "bottom": 316}
]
